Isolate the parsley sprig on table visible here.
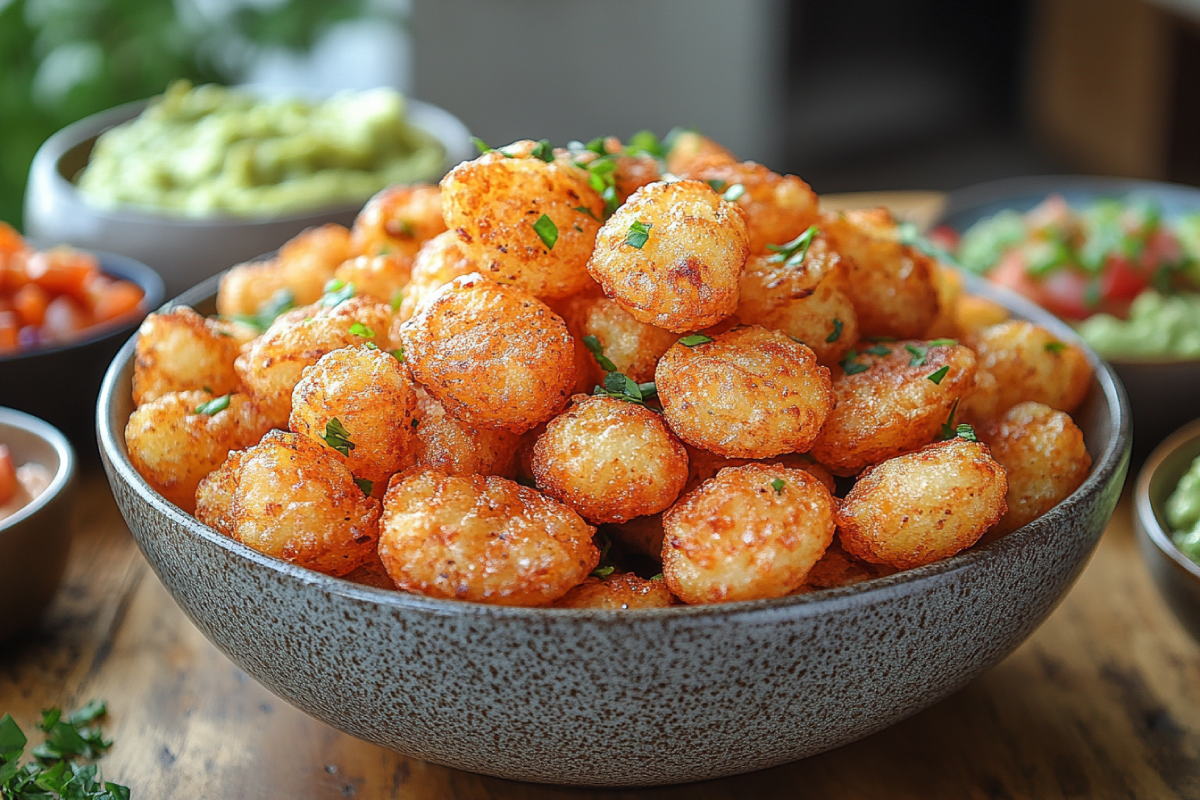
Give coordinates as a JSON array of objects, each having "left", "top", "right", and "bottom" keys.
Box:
[{"left": 0, "top": 700, "right": 128, "bottom": 800}]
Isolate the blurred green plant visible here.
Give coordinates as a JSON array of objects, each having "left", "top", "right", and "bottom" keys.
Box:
[{"left": 0, "top": 0, "right": 373, "bottom": 230}]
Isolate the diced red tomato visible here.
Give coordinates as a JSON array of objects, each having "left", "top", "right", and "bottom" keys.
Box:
[
  {"left": 42, "top": 295, "right": 91, "bottom": 343},
  {"left": 0, "top": 444, "right": 16, "bottom": 506},
  {"left": 0, "top": 222, "right": 24, "bottom": 259},
  {"left": 12, "top": 283, "right": 50, "bottom": 327},
  {"left": 0, "top": 250, "right": 29, "bottom": 293},
  {"left": 25, "top": 247, "right": 99, "bottom": 303},
  {"left": 927, "top": 225, "right": 960, "bottom": 252},
  {"left": 90, "top": 279, "right": 145, "bottom": 323},
  {"left": 0, "top": 311, "right": 18, "bottom": 353},
  {"left": 1100, "top": 254, "right": 1150, "bottom": 304},
  {"left": 1037, "top": 269, "right": 1094, "bottom": 321}
]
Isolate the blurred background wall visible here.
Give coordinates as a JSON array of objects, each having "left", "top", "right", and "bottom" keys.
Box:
[{"left": 3, "top": 0, "right": 1200, "bottom": 229}]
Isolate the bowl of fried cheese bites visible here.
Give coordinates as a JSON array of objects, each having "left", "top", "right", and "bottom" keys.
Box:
[{"left": 98, "top": 132, "right": 1130, "bottom": 787}]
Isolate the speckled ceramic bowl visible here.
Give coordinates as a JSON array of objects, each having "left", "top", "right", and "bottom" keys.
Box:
[{"left": 96, "top": 271, "right": 1130, "bottom": 787}]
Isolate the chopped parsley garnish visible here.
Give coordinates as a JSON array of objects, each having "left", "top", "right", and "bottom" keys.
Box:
[
  {"left": 679, "top": 333, "right": 713, "bottom": 347},
  {"left": 532, "top": 214, "right": 558, "bottom": 250},
  {"left": 234, "top": 287, "right": 294, "bottom": 332},
  {"left": 705, "top": 178, "right": 728, "bottom": 193},
  {"left": 625, "top": 129, "right": 669, "bottom": 159},
  {"left": 906, "top": 343, "right": 928, "bottom": 366},
  {"left": 766, "top": 225, "right": 820, "bottom": 268},
  {"left": 1045, "top": 341, "right": 1067, "bottom": 353},
  {"left": 594, "top": 372, "right": 656, "bottom": 407},
  {"left": 202, "top": 385, "right": 213, "bottom": 394},
  {"left": 649, "top": 573, "right": 664, "bottom": 581},
  {"left": 471, "top": 136, "right": 494, "bottom": 154},
  {"left": 955, "top": 423, "right": 978, "bottom": 442},
  {"left": 391, "top": 347, "right": 405, "bottom": 363},
  {"left": 864, "top": 344, "right": 892, "bottom": 357},
  {"left": 319, "top": 418, "right": 356, "bottom": 457},
  {"left": 840, "top": 350, "right": 870, "bottom": 375},
  {"left": 194, "top": 395, "right": 231, "bottom": 416},
  {"left": 626, "top": 220, "right": 653, "bottom": 249},
  {"left": 939, "top": 398, "right": 961, "bottom": 440},
  {"left": 928, "top": 338, "right": 958, "bottom": 347},
  {"left": 572, "top": 205, "right": 599, "bottom": 221},
  {"left": 590, "top": 531, "right": 615, "bottom": 579},
  {"left": 394, "top": 220, "right": 415, "bottom": 238},
  {"left": 320, "top": 279, "right": 355, "bottom": 308},
  {"left": 529, "top": 138, "right": 555, "bottom": 162},
  {"left": 770, "top": 478, "right": 786, "bottom": 495},
  {"left": 354, "top": 477, "right": 373, "bottom": 496},
  {"left": 348, "top": 322, "right": 375, "bottom": 338},
  {"left": 362, "top": 342, "right": 379, "bottom": 350},
  {"left": 0, "top": 700, "right": 128, "bottom": 800},
  {"left": 927, "top": 366, "right": 950, "bottom": 384},
  {"left": 582, "top": 335, "right": 618, "bottom": 372},
  {"left": 826, "top": 318, "right": 844, "bottom": 343},
  {"left": 591, "top": 565, "right": 616, "bottom": 580},
  {"left": 411, "top": 417, "right": 420, "bottom": 429},
  {"left": 572, "top": 154, "right": 621, "bottom": 218},
  {"left": 722, "top": 183, "right": 746, "bottom": 202},
  {"left": 390, "top": 288, "right": 404, "bottom": 312}
]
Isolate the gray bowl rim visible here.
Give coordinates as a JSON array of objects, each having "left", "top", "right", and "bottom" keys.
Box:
[
  {"left": 0, "top": 407, "right": 76, "bottom": 534},
  {"left": 34, "top": 93, "right": 473, "bottom": 227},
  {"left": 1134, "top": 418, "right": 1200, "bottom": 582},
  {"left": 0, "top": 247, "right": 165, "bottom": 363},
  {"left": 97, "top": 268, "right": 1131, "bottom": 622},
  {"left": 935, "top": 173, "right": 1200, "bottom": 368}
]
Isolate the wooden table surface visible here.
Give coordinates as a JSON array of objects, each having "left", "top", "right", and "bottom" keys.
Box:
[{"left": 2, "top": 192, "right": 1198, "bottom": 798}]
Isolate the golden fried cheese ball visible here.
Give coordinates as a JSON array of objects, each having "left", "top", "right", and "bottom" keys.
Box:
[
  {"left": 655, "top": 326, "right": 834, "bottom": 458},
  {"left": 821, "top": 209, "right": 941, "bottom": 339},
  {"left": 662, "top": 464, "right": 837, "bottom": 604},
  {"left": 531, "top": 395, "right": 688, "bottom": 524},
  {"left": 681, "top": 158, "right": 820, "bottom": 254},
  {"left": 411, "top": 387, "right": 521, "bottom": 477},
  {"left": 132, "top": 307, "right": 243, "bottom": 406},
  {"left": 379, "top": 470, "right": 599, "bottom": 606},
  {"left": 962, "top": 321, "right": 1092, "bottom": 423},
  {"left": 195, "top": 430, "right": 381, "bottom": 576},
  {"left": 351, "top": 182, "right": 446, "bottom": 262},
  {"left": 809, "top": 340, "right": 978, "bottom": 476},
  {"left": 665, "top": 131, "right": 736, "bottom": 176},
  {"left": 396, "top": 230, "right": 478, "bottom": 322},
  {"left": 441, "top": 142, "right": 603, "bottom": 299},
  {"left": 399, "top": 274, "right": 576, "bottom": 433},
  {"left": 333, "top": 254, "right": 411, "bottom": 307},
  {"left": 289, "top": 345, "right": 417, "bottom": 492},
  {"left": 235, "top": 296, "right": 393, "bottom": 425},
  {"left": 551, "top": 573, "right": 676, "bottom": 609},
  {"left": 836, "top": 437, "right": 1008, "bottom": 570},
  {"left": 573, "top": 296, "right": 677, "bottom": 384},
  {"left": 126, "top": 390, "right": 273, "bottom": 513},
  {"left": 215, "top": 226, "right": 351, "bottom": 318},
  {"left": 979, "top": 402, "right": 1091, "bottom": 538},
  {"left": 954, "top": 294, "right": 1011, "bottom": 336},
  {"left": 216, "top": 259, "right": 288, "bottom": 319},
  {"left": 736, "top": 236, "right": 859, "bottom": 366},
  {"left": 587, "top": 180, "right": 749, "bottom": 332}
]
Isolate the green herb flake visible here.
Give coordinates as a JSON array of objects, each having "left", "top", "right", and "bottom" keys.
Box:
[
  {"left": 594, "top": 372, "right": 656, "bottom": 407},
  {"left": 348, "top": 322, "right": 375, "bottom": 338},
  {"left": 1045, "top": 341, "right": 1068, "bottom": 353},
  {"left": 956, "top": 423, "right": 979, "bottom": 442},
  {"left": 906, "top": 343, "right": 928, "bottom": 367},
  {"left": 766, "top": 225, "right": 820, "bottom": 267},
  {"left": 927, "top": 338, "right": 958, "bottom": 347},
  {"left": 840, "top": 350, "right": 870, "bottom": 375},
  {"left": 319, "top": 418, "right": 356, "bottom": 457},
  {"left": 202, "top": 385, "right": 214, "bottom": 394},
  {"left": 194, "top": 395, "right": 231, "bottom": 416},
  {"left": 529, "top": 138, "right": 555, "bottom": 162},
  {"left": 927, "top": 366, "right": 950, "bottom": 384},
  {"left": 705, "top": 178, "right": 728, "bottom": 192},
  {"left": 572, "top": 205, "right": 599, "bottom": 221},
  {"left": 354, "top": 477, "right": 374, "bottom": 496},
  {"left": 865, "top": 344, "right": 892, "bottom": 357},
  {"left": 626, "top": 220, "right": 653, "bottom": 249},
  {"left": 391, "top": 347, "right": 405, "bottom": 363},
  {"left": 770, "top": 478, "right": 786, "bottom": 495},
  {"left": 532, "top": 214, "right": 559, "bottom": 250},
  {"left": 649, "top": 573, "right": 664, "bottom": 581},
  {"left": 411, "top": 418, "right": 420, "bottom": 430},
  {"left": 233, "top": 287, "right": 295, "bottom": 332},
  {"left": 679, "top": 333, "right": 713, "bottom": 347},
  {"left": 0, "top": 700, "right": 128, "bottom": 800},
  {"left": 471, "top": 136, "right": 494, "bottom": 154},
  {"left": 638, "top": 381, "right": 658, "bottom": 400},
  {"left": 591, "top": 565, "right": 616, "bottom": 580},
  {"left": 826, "top": 318, "right": 844, "bottom": 343},
  {"left": 722, "top": 183, "right": 746, "bottom": 202},
  {"left": 582, "top": 335, "right": 618, "bottom": 372},
  {"left": 940, "top": 398, "right": 961, "bottom": 440},
  {"left": 320, "top": 279, "right": 355, "bottom": 308},
  {"left": 391, "top": 288, "right": 404, "bottom": 312},
  {"left": 362, "top": 342, "right": 379, "bottom": 351}
]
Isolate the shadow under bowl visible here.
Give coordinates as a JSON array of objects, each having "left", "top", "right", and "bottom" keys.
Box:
[
  {"left": 95, "top": 270, "right": 1131, "bottom": 787},
  {"left": 1134, "top": 419, "right": 1200, "bottom": 644},
  {"left": 0, "top": 407, "right": 77, "bottom": 643}
]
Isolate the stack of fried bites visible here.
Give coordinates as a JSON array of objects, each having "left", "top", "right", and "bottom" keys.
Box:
[{"left": 126, "top": 132, "right": 1094, "bottom": 608}]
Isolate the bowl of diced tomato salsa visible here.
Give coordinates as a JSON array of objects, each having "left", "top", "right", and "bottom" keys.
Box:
[
  {"left": 933, "top": 175, "right": 1200, "bottom": 462},
  {"left": 0, "top": 223, "right": 163, "bottom": 451}
]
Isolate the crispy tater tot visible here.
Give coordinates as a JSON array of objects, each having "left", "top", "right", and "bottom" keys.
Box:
[
  {"left": 794, "top": 540, "right": 896, "bottom": 593},
  {"left": 235, "top": 296, "right": 393, "bottom": 425},
  {"left": 954, "top": 294, "right": 1011, "bottom": 336},
  {"left": 809, "top": 340, "right": 978, "bottom": 476},
  {"left": 962, "top": 321, "right": 1092, "bottom": 423},
  {"left": 924, "top": 265, "right": 964, "bottom": 339},
  {"left": 333, "top": 255, "right": 411, "bottom": 307},
  {"left": 681, "top": 158, "right": 820, "bottom": 255},
  {"left": 532, "top": 395, "right": 688, "bottom": 524},
  {"left": 216, "top": 259, "right": 288, "bottom": 319},
  {"left": 441, "top": 142, "right": 603, "bottom": 299},
  {"left": 566, "top": 296, "right": 677, "bottom": 384},
  {"left": 351, "top": 183, "right": 446, "bottom": 261},
  {"left": 662, "top": 464, "right": 837, "bottom": 604},
  {"left": 979, "top": 402, "right": 1091, "bottom": 538},
  {"left": 836, "top": 437, "right": 1008, "bottom": 570},
  {"left": 587, "top": 180, "right": 749, "bottom": 332},
  {"left": 736, "top": 236, "right": 859, "bottom": 365},
  {"left": 665, "top": 131, "right": 736, "bottom": 176},
  {"left": 195, "top": 430, "right": 381, "bottom": 576},
  {"left": 656, "top": 326, "right": 834, "bottom": 458},
  {"left": 126, "top": 390, "right": 273, "bottom": 513},
  {"left": 396, "top": 229, "right": 478, "bottom": 322},
  {"left": 551, "top": 573, "right": 676, "bottom": 609},
  {"left": 411, "top": 387, "right": 521, "bottom": 477},
  {"left": 379, "top": 469, "right": 599, "bottom": 606},
  {"left": 289, "top": 345, "right": 417, "bottom": 492},
  {"left": 399, "top": 274, "right": 576, "bottom": 433},
  {"left": 132, "top": 306, "right": 243, "bottom": 406},
  {"left": 279, "top": 223, "right": 353, "bottom": 281},
  {"left": 821, "top": 209, "right": 941, "bottom": 339}
]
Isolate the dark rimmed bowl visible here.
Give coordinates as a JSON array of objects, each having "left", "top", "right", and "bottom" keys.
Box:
[
  {"left": 0, "top": 250, "right": 163, "bottom": 453},
  {"left": 96, "top": 270, "right": 1130, "bottom": 787},
  {"left": 24, "top": 96, "right": 473, "bottom": 297},
  {"left": 1134, "top": 419, "right": 1200, "bottom": 644},
  {"left": 937, "top": 175, "right": 1200, "bottom": 466},
  {"left": 0, "top": 407, "right": 77, "bottom": 643}
]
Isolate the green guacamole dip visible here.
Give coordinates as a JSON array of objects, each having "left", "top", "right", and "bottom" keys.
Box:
[
  {"left": 1166, "top": 455, "right": 1200, "bottom": 565},
  {"left": 77, "top": 81, "right": 445, "bottom": 218},
  {"left": 1077, "top": 291, "right": 1200, "bottom": 360}
]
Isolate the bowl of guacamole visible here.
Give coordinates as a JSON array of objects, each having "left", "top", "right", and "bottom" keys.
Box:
[
  {"left": 23, "top": 81, "right": 472, "bottom": 295},
  {"left": 1135, "top": 419, "right": 1200, "bottom": 644}
]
